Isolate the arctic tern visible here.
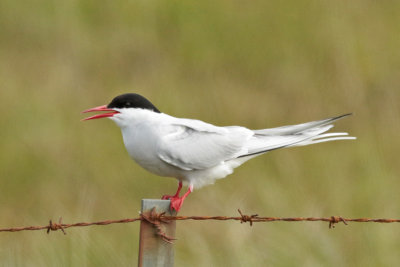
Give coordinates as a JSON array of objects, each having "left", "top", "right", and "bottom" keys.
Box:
[{"left": 83, "top": 93, "right": 355, "bottom": 212}]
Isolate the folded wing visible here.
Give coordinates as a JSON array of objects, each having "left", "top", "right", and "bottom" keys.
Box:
[{"left": 157, "top": 119, "right": 252, "bottom": 171}]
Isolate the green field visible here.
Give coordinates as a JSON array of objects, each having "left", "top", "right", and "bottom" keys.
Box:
[{"left": 1, "top": 0, "right": 400, "bottom": 266}]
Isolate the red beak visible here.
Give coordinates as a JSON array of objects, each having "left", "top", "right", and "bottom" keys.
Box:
[{"left": 81, "top": 105, "right": 120, "bottom": 121}]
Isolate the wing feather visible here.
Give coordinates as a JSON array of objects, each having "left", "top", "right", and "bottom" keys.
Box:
[{"left": 157, "top": 120, "right": 252, "bottom": 170}]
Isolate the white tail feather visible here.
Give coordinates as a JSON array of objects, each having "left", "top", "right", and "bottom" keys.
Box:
[
  {"left": 238, "top": 114, "right": 355, "bottom": 158},
  {"left": 293, "top": 136, "right": 356, "bottom": 146}
]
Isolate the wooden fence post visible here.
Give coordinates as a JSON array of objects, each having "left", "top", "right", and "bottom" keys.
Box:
[{"left": 138, "top": 199, "right": 176, "bottom": 267}]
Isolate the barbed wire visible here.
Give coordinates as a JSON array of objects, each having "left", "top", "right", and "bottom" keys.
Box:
[{"left": 1, "top": 209, "right": 399, "bottom": 241}]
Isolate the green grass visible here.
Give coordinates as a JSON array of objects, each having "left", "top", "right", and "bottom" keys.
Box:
[{"left": 1, "top": 0, "right": 400, "bottom": 265}]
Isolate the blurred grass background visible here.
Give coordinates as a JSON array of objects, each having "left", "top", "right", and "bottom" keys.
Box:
[{"left": 0, "top": 0, "right": 400, "bottom": 265}]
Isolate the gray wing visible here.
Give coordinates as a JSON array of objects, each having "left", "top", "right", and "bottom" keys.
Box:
[{"left": 157, "top": 119, "right": 252, "bottom": 171}]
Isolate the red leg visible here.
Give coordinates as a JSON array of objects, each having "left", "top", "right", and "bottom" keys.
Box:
[
  {"left": 170, "top": 185, "right": 192, "bottom": 212},
  {"left": 161, "top": 181, "right": 182, "bottom": 200}
]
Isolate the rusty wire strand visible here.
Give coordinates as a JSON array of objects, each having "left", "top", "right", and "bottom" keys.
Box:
[{"left": 0, "top": 209, "right": 399, "bottom": 235}]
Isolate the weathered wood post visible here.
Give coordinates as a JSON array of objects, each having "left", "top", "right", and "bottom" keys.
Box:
[{"left": 138, "top": 199, "right": 176, "bottom": 267}]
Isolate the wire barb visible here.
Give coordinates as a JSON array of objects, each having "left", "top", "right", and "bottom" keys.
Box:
[
  {"left": 329, "top": 216, "right": 348, "bottom": 229},
  {"left": 47, "top": 217, "right": 66, "bottom": 235},
  {"left": 238, "top": 209, "right": 258, "bottom": 226},
  {"left": 141, "top": 208, "right": 176, "bottom": 243}
]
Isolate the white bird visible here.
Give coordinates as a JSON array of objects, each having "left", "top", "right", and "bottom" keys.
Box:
[{"left": 83, "top": 93, "right": 355, "bottom": 212}]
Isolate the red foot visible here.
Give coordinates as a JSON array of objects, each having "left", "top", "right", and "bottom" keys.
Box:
[
  {"left": 170, "top": 196, "right": 185, "bottom": 212},
  {"left": 169, "top": 186, "right": 192, "bottom": 212},
  {"left": 161, "top": 182, "right": 192, "bottom": 212}
]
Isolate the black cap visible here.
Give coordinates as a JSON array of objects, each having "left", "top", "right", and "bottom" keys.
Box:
[{"left": 107, "top": 93, "right": 161, "bottom": 113}]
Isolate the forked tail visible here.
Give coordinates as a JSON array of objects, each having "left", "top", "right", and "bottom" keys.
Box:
[{"left": 240, "top": 114, "right": 355, "bottom": 158}]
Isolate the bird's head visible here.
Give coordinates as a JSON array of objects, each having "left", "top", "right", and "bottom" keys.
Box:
[{"left": 82, "top": 93, "right": 161, "bottom": 125}]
